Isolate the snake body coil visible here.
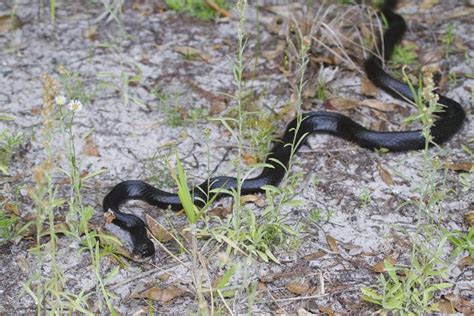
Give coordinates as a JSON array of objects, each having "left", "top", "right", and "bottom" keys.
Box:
[{"left": 103, "top": 0, "right": 466, "bottom": 257}]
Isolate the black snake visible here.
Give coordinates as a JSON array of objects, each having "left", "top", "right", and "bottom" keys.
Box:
[{"left": 102, "top": 0, "right": 466, "bottom": 257}]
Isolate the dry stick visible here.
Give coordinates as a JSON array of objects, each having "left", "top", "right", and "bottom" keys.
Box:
[
  {"left": 204, "top": 0, "right": 231, "bottom": 18},
  {"left": 149, "top": 228, "right": 191, "bottom": 269},
  {"left": 265, "top": 287, "right": 290, "bottom": 314},
  {"left": 273, "top": 287, "right": 359, "bottom": 303},
  {"left": 196, "top": 250, "right": 216, "bottom": 315},
  {"left": 108, "top": 264, "right": 177, "bottom": 290}
]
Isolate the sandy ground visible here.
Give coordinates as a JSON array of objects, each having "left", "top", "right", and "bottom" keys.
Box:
[{"left": 0, "top": 0, "right": 473, "bottom": 314}]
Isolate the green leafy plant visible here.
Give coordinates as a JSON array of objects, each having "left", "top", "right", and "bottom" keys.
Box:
[
  {"left": 165, "top": 0, "right": 229, "bottom": 21},
  {"left": 441, "top": 24, "right": 456, "bottom": 57},
  {"left": 362, "top": 259, "right": 452, "bottom": 314},
  {"left": 0, "top": 129, "right": 22, "bottom": 175},
  {"left": 0, "top": 209, "right": 18, "bottom": 240},
  {"left": 443, "top": 227, "right": 474, "bottom": 259},
  {"left": 390, "top": 43, "right": 418, "bottom": 66}
]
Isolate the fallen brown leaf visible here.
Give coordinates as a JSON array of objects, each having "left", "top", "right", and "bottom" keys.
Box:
[
  {"left": 361, "top": 76, "right": 378, "bottom": 97},
  {"left": 209, "top": 206, "right": 231, "bottom": 218},
  {"left": 420, "top": 48, "right": 443, "bottom": 65},
  {"left": 438, "top": 298, "right": 456, "bottom": 313},
  {"left": 464, "top": 210, "right": 474, "bottom": 226},
  {"left": 209, "top": 100, "right": 226, "bottom": 115},
  {"left": 242, "top": 153, "right": 257, "bottom": 166},
  {"left": 83, "top": 136, "right": 100, "bottom": 157},
  {"left": 326, "top": 235, "right": 338, "bottom": 253},
  {"left": 132, "top": 0, "right": 154, "bottom": 16},
  {"left": 4, "top": 203, "right": 20, "bottom": 216},
  {"left": 361, "top": 99, "right": 397, "bottom": 112},
  {"left": 84, "top": 26, "right": 98, "bottom": 41},
  {"left": 303, "top": 251, "right": 326, "bottom": 261},
  {"left": 319, "top": 306, "right": 336, "bottom": 316},
  {"left": 457, "top": 256, "right": 472, "bottom": 269},
  {"left": 146, "top": 214, "right": 173, "bottom": 243},
  {"left": 16, "top": 255, "right": 29, "bottom": 275},
  {"left": 132, "top": 286, "right": 187, "bottom": 303},
  {"left": 420, "top": 0, "right": 438, "bottom": 10},
  {"left": 104, "top": 210, "right": 116, "bottom": 224},
  {"left": 240, "top": 194, "right": 265, "bottom": 207},
  {"left": 446, "top": 161, "right": 473, "bottom": 172},
  {"left": 286, "top": 281, "right": 310, "bottom": 295},
  {"left": 0, "top": 14, "right": 22, "bottom": 36},
  {"left": 257, "top": 281, "right": 267, "bottom": 291},
  {"left": 444, "top": 293, "right": 474, "bottom": 314},
  {"left": 378, "top": 164, "right": 394, "bottom": 186},
  {"left": 310, "top": 55, "right": 336, "bottom": 65},
  {"left": 372, "top": 256, "right": 397, "bottom": 273},
  {"left": 454, "top": 40, "right": 468, "bottom": 53},
  {"left": 325, "top": 98, "right": 358, "bottom": 111}
]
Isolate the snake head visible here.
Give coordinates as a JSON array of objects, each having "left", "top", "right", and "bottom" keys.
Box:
[{"left": 132, "top": 237, "right": 155, "bottom": 257}]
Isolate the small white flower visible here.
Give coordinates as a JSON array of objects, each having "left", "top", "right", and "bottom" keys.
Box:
[
  {"left": 55, "top": 95, "right": 67, "bottom": 106},
  {"left": 68, "top": 99, "right": 83, "bottom": 112}
]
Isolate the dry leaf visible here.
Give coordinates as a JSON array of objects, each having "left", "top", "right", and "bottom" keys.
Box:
[
  {"left": 420, "top": 48, "right": 443, "bottom": 65},
  {"left": 303, "top": 251, "right": 326, "bottom": 260},
  {"left": 174, "top": 46, "right": 211, "bottom": 62},
  {"left": 420, "top": 0, "right": 439, "bottom": 10},
  {"left": 361, "top": 99, "right": 397, "bottom": 112},
  {"left": 325, "top": 98, "right": 358, "bottom": 111},
  {"left": 0, "top": 14, "right": 22, "bottom": 36},
  {"left": 132, "top": 0, "right": 154, "bottom": 16},
  {"left": 319, "top": 306, "right": 336, "bottom": 316},
  {"left": 4, "top": 203, "right": 20, "bottom": 216},
  {"left": 310, "top": 55, "right": 336, "bottom": 65},
  {"left": 446, "top": 161, "right": 473, "bottom": 172},
  {"left": 209, "top": 206, "right": 231, "bottom": 218},
  {"left": 464, "top": 210, "right": 474, "bottom": 226},
  {"left": 378, "top": 164, "right": 394, "bottom": 186},
  {"left": 361, "top": 77, "right": 378, "bottom": 97},
  {"left": 326, "top": 235, "right": 338, "bottom": 253},
  {"left": 257, "top": 281, "right": 267, "bottom": 291},
  {"left": 146, "top": 214, "right": 173, "bottom": 243},
  {"left": 16, "top": 255, "right": 29, "bottom": 275},
  {"left": 84, "top": 26, "right": 98, "bottom": 41},
  {"left": 240, "top": 194, "right": 265, "bottom": 207},
  {"left": 53, "top": 222, "right": 71, "bottom": 233},
  {"left": 209, "top": 100, "right": 226, "bottom": 115},
  {"left": 133, "top": 286, "right": 187, "bottom": 303},
  {"left": 438, "top": 298, "right": 456, "bottom": 313},
  {"left": 444, "top": 293, "right": 474, "bottom": 314},
  {"left": 104, "top": 210, "right": 116, "bottom": 224},
  {"left": 372, "top": 256, "right": 397, "bottom": 273},
  {"left": 454, "top": 40, "right": 468, "bottom": 52},
  {"left": 242, "top": 153, "right": 257, "bottom": 166},
  {"left": 83, "top": 136, "right": 100, "bottom": 157},
  {"left": 458, "top": 256, "right": 472, "bottom": 269},
  {"left": 286, "top": 281, "right": 310, "bottom": 295}
]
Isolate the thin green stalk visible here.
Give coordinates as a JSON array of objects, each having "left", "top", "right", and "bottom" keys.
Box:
[{"left": 233, "top": 0, "right": 248, "bottom": 230}]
